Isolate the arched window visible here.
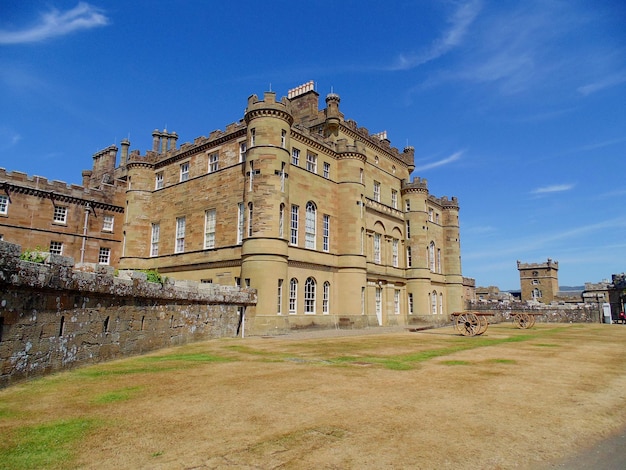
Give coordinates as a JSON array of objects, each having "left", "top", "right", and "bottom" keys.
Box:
[
  {"left": 289, "top": 278, "right": 298, "bottom": 314},
  {"left": 361, "top": 227, "right": 365, "bottom": 255},
  {"left": 532, "top": 288, "right": 542, "bottom": 299},
  {"left": 279, "top": 203, "right": 285, "bottom": 238},
  {"left": 323, "top": 281, "right": 330, "bottom": 314},
  {"left": 439, "top": 293, "right": 443, "bottom": 315},
  {"left": 431, "top": 291, "right": 437, "bottom": 315},
  {"left": 304, "top": 277, "right": 316, "bottom": 314},
  {"left": 429, "top": 242, "right": 436, "bottom": 272},
  {"left": 305, "top": 201, "right": 316, "bottom": 249}
]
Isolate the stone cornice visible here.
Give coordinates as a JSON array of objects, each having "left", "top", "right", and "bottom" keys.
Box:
[
  {"left": 338, "top": 123, "right": 410, "bottom": 169},
  {"left": 0, "top": 181, "right": 124, "bottom": 213},
  {"left": 288, "top": 260, "right": 336, "bottom": 272},
  {"left": 245, "top": 108, "right": 294, "bottom": 125},
  {"left": 290, "top": 129, "right": 335, "bottom": 158}
]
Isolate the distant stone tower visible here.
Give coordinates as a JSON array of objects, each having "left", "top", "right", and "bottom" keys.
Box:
[{"left": 517, "top": 259, "right": 559, "bottom": 303}]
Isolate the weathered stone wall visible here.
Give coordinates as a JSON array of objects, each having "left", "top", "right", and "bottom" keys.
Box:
[
  {"left": 466, "top": 301, "right": 605, "bottom": 324},
  {"left": 0, "top": 241, "right": 256, "bottom": 388}
]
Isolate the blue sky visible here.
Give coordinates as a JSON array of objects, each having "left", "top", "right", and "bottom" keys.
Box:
[{"left": 1, "top": 0, "right": 625, "bottom": 290}]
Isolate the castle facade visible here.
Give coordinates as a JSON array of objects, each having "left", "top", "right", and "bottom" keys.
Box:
[{"left": 0, "top": 81, "right": 464, "bottom": 333}]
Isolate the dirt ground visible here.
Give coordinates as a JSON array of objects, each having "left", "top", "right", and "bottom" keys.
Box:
[{"left": 2, "top": 323, "right": 626, "bottom": 469}]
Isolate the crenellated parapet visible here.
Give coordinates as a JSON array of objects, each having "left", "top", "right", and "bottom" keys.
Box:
[
  {"left": 401, "top": 176, "right": 429, "bottom": 194},
  {"left": 517, "top": 258, "right": 559, "bottom": 270},
  {"left": 244, "top": 92, "right": 294, "bottom": 126}
]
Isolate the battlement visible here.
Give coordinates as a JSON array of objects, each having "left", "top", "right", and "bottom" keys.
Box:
[
  {"left": 402, "top": 176, "right": 429, "bottom": 191},
  {"left": 517, "top": 258, "right": 559, "bottom": 270},
  {"left": 0, "top": 167, "right": 94, "bottom": 197}
]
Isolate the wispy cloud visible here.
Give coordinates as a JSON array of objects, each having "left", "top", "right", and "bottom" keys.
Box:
[
  {"left": 388, "top": 0, "right": 482, "bottom": 71},
  {"left": 0, "top": 127, "right": 22, "bottom": 151},
  {"left": 413, "top": 151, "right": 463, "bottom": 172},
  {"left": 530, "top": 183, "right": 575, "bottom": 195},
  {"left": 0, "top": 2, "right": 108, "bottom": 45},
  {"left": 577, "top": 70, "right": 626, "bottom": 96}
]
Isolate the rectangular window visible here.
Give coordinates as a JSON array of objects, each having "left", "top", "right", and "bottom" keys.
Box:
[
  {"left": 407, "top": 246, "right": 412, "bottom": 267},
  {"left": 361, "top": 286, "right": 365, "bottom": 314},
  {"left": 239, "top": 142, "right": 247, "bottom": 162},
  {"left": 180, "top": 162, "right": 189, "bottom": 182},
  {"left": 405, "top": 200, "right": 411, "bottom": 211},
  {"left": 374, "top": 233, "right": 381, "bottom": 264},
  {"left": 292, "top": 148, "right": 300, "bottom": 166},
  {"left": 0, "top": 195, "right": 7, "bottom": 214},
  {"left": 248, "top": 203, "right": 253, "bottom": 237},
  {"left": 394, "top": 289, "right": 400, "bottom": 315},
  {"left": 408, "top": 293, "right": 414, "bottom": 315},
  {"left": 151, "top": 223, "right": 160, "bottom": 257},
  {"left": 323, "top": 162, "right": 330, "bottom": 179},
  {"left": 428, "top": 208, "right": 434, "bottom": 221},
  {"left": 289, "top": 279, "right": 297, "bottom": 314},
  {"left": 375, "top": 287, "right": 382, "bottom": 318},
  {"left": 281, "top": 130, "right": 286, "bottom": 148},
  {"left": 373, "top": 181, "right": 380, "bottom": 202},
  {"left": 49, "top": 241, "right": 63, "bottom": 255},
  {"left": 208, "top": 152, "right": 219, "bottom": 173},
  {"left": 98, "top": 247, "right": 110, "bottom": 265},
  {"left": 391, "top": 190, "right": 398, "bottom": 209},
  {"left": 237, "top": 203, "right": 244, "bottom": 244},
  {"left": 175, "top": 217, "right": 185, "bottom": 253},
  {"left": 322, "top": 214, "right": 330, "bottom": 252},
  {"left": 102, "top": 215, "right": 114, "bottom": 232},
  {"left": 204, "top": 209, "right": 216, "bottom": 249},
  {"left": 392, "top": 239, "right": 399, "bottom": 267},
  {"left": 279, "top": 204, "right": 284, "bottom": 238},
  {"left": 306, "top": 152, "right": 317, "bottom": 173},
  {"left": 53, "top": 206, "right": 68, "bottom": 224},
  {"left": 249, "top": 161, "right": 254, "bottom": 192},
  {"left": 360, "top": 168, "right": 364, "bottom": 184},
  {"left": 155, "top": 172, "right": 164, "bottom": 190},
  {"left": 290, "top": 204, "right": 299, "bottom": 245},
  {"left": 406, "top": 220, "right": 411, "bottom": 239},
  {"left": 323, "top": 282, "right": 330, "bottom": 314},
  {"left": 277, "top": 279, "right": 283, "bottom": 315},
  {"left": 280, "top": 162, "right": 286, "bottom": 192},
  {"left": 250, "top": 128, "right": 256, "bottom": 146}
]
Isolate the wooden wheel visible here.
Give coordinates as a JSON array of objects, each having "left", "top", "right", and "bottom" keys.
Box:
[
  {"left": 456, "top": 312, "right": 480, "bottom": 336},
  {"left": 514, "top": 313, "right": 531, "bottom": 329},
  {"left": 528, "top": 315, "right": 536, "bottom": 328},
  {"left": 477, "top": 315, "right": 489, "bottom": 335}
]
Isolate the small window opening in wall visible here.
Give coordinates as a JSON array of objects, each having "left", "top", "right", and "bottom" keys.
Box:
[
  {"left": 245, "top": 278, "right": 251, "bottom": 287},
  {"left": 103, "top": 316, "right": 110, "bottom": 333},
  {"left": 59, "top": 316, "right": 65, "bottom": 337},
  {"left": 170, "top": 315, "right": 174, "bottom": 328},
  {"left": 141, "top": 315, "right": 145, "bottom": 331},
  {"left": 201, "top": 279, "right": 213, "bottom": 283}
]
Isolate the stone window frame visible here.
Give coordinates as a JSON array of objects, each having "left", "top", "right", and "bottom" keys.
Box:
[
  {"left": 305, "top": 201, "right": 316, "bottom": 250},
  {"left": 102, "top": 214, "right": 114, "bottom": 232},
  {"left": 290, "top": 204, "right": 299, "bottom": 246},
  {"left": 289, "top": 278, "right": 298, "bottom": 314},
  {"left": 204, "top": 209, "right": 216, "bottom": 249},
  {"left": 0, "top": 194, "right": 8, "bottom": 215},
  {"left": 374, "top": 233, "right": 381, "bottom": 264},
  {"left": 155, "top": 172, "right": 164, "bottom": 190},
  {"left": 391, "top": 189, "right": 398, "bottom": 209},
  {"left": 237, "top": 203, "right": 244, "bottom": 245},
  {"left": 322, "top": 214, "right": 330, "bottom": 252},
  {"left": 175, "top": 216, "right": 186, "bottom": 253},
  {"left": 304, "top": 277, "right": 316, "bottom": 314},
  {"left": 180, "top": 161, "right": 190, "bottom": 182},
  {"left": 53, "top": 205, "right": 68, "bottom": 224},
  {"left": 306, "top": 152, "right": 317, "bottom": 174},
  {"left": 291, "top": 147, "right": 300, "bottom": 166},
  {"left": 323, "top": 161, "right": 330, "bottom": 179},
  {"left": 49, "top": 240, "right": 63, "bottom": 255},
  {"left": 151, "top": 223, "right": 160, "bottom": 257},
  {"left": 322, "top": 281, "right": 330, "bottom": 314},
  {"left": 394, "top": 289, "right": 400, "bottom": 315},
  {"left": 98, "top": 247, "right": 111, "bottom": 265},
  {"left": 208, "top": 152, "right": 219, "bottom": 173},
  {"left": 277, "top": 279, "right": 283, "bottom": 315},
  {"left": 373, "top": 181, "right": 380, "bottom": 202},
  {"left": 392, "top": 238, "right": 399, "bottom": 267}
]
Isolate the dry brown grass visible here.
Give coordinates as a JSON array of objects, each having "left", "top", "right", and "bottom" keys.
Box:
[{"left": 2, "top": 323, "right": 626, "bottom": 469}]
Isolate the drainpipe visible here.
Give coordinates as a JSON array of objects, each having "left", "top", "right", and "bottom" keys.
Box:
[{"left": 80, "top": 203, "right": 91, "bottom": 263}]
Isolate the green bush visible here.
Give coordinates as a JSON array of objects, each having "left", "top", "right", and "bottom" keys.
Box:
[{"left": 19, "top": 247, "right": 47, "bottom": 264}]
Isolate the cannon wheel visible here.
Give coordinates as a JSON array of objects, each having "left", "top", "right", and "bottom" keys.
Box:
[
  {"left": 514, "top": 313, "right": 531, "bottom": 329},
  {"left": 456, "top": 312, "right": 480, "bottom": 336},
  {"left": 477, "top": 315, "right": 489, "bottom": 335},
  {"left": 528, "top": 315, "right": 536, "bottom": 328}
]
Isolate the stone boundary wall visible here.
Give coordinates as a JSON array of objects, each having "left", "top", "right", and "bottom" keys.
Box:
[
  {"left": 0, "top": 241, "right": 256, "bottom": 388},
  {"left": 466, "top": 302, "right": 605, "bottom": 324}
]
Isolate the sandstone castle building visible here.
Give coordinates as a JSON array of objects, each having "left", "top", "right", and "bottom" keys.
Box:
[{"left": 0, "top": 81, "right": 463, "bottom": 333}]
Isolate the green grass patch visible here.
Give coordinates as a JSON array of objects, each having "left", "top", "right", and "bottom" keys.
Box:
[
  {"left": 441, "top": 360, "right": 471, "bottom": 365},
  {"left": 92, "top": 386, "right": 143, "bottom": 404},
  {"left": 534, "top": 343, "right": 560, "bottom": 348},
  {"left": 0, "top": 418, "right": 97, "bottom": 470},
  {"left": 487, "top": 359, "right": 516, "bottom": 364},
  {"left": 138, "top": 352, "right": 232, "bottom": 363}
]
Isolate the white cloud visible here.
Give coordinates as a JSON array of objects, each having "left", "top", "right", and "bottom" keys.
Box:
[
  {"left": 577, "top": 70, "right": 626, "bottom": 96},
  {"left": 388, "top": 0, "right": 482, "bottom": 71},
  {"left": 413, "top": 151, "right": 463, "bottom": 172},
  {"left": 0, "top": 2, "right": 108, "bottom": 45},
  {"left": 530, "top": 183, "right": 575, "bottom": 195}
]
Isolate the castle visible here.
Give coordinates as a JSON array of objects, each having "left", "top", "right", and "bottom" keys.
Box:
[{"left": 0, "top": 81, "right": 464, "bottom": 334}]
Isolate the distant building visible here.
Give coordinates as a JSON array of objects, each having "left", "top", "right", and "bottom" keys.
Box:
[
  {"left": 517, "top": 258, "right": 559, "bottom": 303},
  {"left": 475, "top": 285, "right": 515, "bottom": 303}
]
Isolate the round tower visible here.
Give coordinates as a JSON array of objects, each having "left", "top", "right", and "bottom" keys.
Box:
[
  {"left": 241, "top": 91, "right": 293, "bottom": 320},
  {"left": 335, "top": 135, "right": 368, "bottom": 316},
  {"left": 401, "top": 177, "right": 432, "bottom": 315},
  {"left": 441, "top": 196, "right": 463, "bottom": 313},
  {"left": 119, "top": 157, "right": 154, "bottom": 270}
]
